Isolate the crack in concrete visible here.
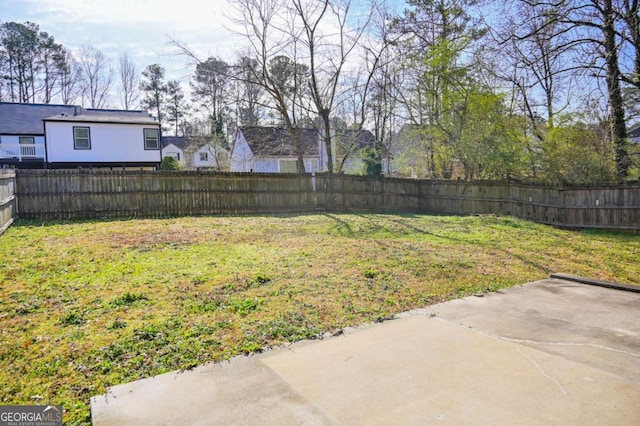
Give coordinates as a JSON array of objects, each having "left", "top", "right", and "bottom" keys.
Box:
[
  {"left": 431, "top": 316, "right": 640, "bottom": 359},
  {"left": 516, "top": 346, "right": 568, "bottom": 395}
]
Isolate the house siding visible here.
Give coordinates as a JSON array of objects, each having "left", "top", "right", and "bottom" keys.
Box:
[
  {"left": 230, "top": 131, "right": 254, "bottom": 172},
  {"left": 192, "top": 145, "right": 220, "bottom": 169},
  {"left": 45, "top": 121, "right": 161, "bottom": 164}
]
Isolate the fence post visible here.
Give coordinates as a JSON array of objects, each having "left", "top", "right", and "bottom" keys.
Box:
[{"left": 0, "top": 170, "right": 17, "bottom": 235}]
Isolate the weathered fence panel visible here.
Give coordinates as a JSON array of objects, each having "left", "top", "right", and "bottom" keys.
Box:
[
  {"left": 0, "top": 170, "right": 16, "bottom": 234},
  {"left": 12, "top": 170, "right": 640, "bottom": 230},
  {"left": 319, "top": 176, "right": 639, "bottom": 230},
  {"left": 16, "top": 170, "right": 317, "bottom": 219}
]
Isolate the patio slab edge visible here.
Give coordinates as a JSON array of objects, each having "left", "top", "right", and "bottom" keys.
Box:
[{"left": 550, "top": 273, "right": 640, "bottom": 293}]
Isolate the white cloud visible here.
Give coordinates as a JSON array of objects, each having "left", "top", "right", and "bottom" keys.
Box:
[
  {"left": 23, "top": 0, "right": 228, "bottom": 27},
  {"left": 1, "top": 0, "right": 246, "bottom": 81}
]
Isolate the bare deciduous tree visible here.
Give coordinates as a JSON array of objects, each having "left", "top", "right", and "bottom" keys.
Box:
[
  {"left": 118, "top": 52, "right": 139, "bottom": 110},
  {"left": 231, "top": 0, "right": 379, "bottom": 174},
  {"left": 77, "top": 46, "right": 113, "bottom": 108},
  {"left": 231, "top": 0, "right": 309, "bottom": 172},
  {"left": 509, "top": 0, "right": 634, "bottom": 179},
  {"left": 235, "top": 56, "right": 264, "bottom": 126},
  {"left": 59, "top": 50, "right": 81, "bottom": 105}
]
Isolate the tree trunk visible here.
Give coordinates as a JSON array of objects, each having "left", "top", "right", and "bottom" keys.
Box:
[
  {"left": 603, "top": 0, "right": 632, "bottom": 179},
  {"left": 291, "top": 127, "right": 305, "bottom": 173},
  {"left": 321, "top": 110, "right": 333, "bottom": 175}
]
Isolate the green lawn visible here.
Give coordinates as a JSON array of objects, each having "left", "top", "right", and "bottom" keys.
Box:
[{"left": 0, "top": 214, "right": 638, "bottom": 424}]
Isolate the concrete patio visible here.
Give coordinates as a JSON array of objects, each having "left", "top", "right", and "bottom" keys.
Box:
[{"left": 91, "top": 276, "right": 640, "bottom": 425}]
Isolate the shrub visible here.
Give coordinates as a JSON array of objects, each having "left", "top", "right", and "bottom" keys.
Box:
[{"left": 160, "top": 156, "right": 182, "bottom": 170}]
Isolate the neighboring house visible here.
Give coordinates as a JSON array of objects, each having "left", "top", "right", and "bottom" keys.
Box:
[
  {"left": 161, "top": 136, "right": 227, "bottom": 170},
  {"left": 332, "top": 129, "right": 392, "bottom": 175},
  {"left": 0, "top": 102, "right": 75, "bottom": 168},
  {"left": 162, "top": 136, "right": 189, "bottom": 164},
  {"left": 231, "top": 127, "right": 321, "bottom": 173},
  {"left": 0, "top": 102, "right": 161, "bottom": 169},
  {"left": 44, "top": 109, "right": 160, "bottom": 168},
  {"left": 231, "top": 126, "right": 389, "bottom": 174}
]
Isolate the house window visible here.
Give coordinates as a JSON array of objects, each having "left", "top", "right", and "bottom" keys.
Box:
[
  {"left": 73, "top": 127, "right": 91, "bottom": 150},
  {"left": 19, "top": 136, "right": 34, "bottom": 145},
  {"left": 144, "top": 128, "right": 159, "bottom": 150},
  {"left": 19, "top": 136, "right": 36, "bottom": 157},
  {"left": 279, "top": 159, "right": 298, "bottom": 173},
  {"left": 199, "top": 152, "right": 208, "bottom": 162}
]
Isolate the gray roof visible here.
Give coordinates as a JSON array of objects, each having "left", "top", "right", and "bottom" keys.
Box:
[
  {"left": 162, "top": 136, "right": 214, "bottom": 151},
  {"left": 44, "top": 109, "right": 157, "bottom": 125},
  {"left": 237, "top": 126, "right": 382, "bottom": 158},
  {"left": 0, "top": 102, "right": 75, "bottom": 135},
  {"left": 238, "top": 127, "right": 321, "bottom": 157},
  {"left": 162, "top": 136, "right": 190, "bottom": 150},
  {"left": 628, "top": 125, "right": 640, "bottom": 139},
  {"left": 162, "top": 136, "right": 208, "bottom": 151},
  {"left": 334, "top": 129, "right": 376, "bottom": 150},
  {"left": 44, "top": 114, "right": 158, "bottom": 125}
]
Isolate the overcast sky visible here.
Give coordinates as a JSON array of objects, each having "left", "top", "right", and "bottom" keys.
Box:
[{"left": 0, "top": 0, "right": 247, "bottom": 83}]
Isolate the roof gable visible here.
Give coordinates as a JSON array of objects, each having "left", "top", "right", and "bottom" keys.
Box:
[
  {"left": 238, "top": 127, "right": 320, "bottom": 157},
  {"left": 162, "top": 136, "right": 190, "bottom": 150}
]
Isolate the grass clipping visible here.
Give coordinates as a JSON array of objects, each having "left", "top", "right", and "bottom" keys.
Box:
[{"left": 0, "top": 213, "right": 638, "bottom": 424}]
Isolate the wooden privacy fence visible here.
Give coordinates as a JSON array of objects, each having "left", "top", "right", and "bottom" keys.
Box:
[
  {"left": 314, "top": 175, "right": 640, "bottom": 230},
  {"left": 13, "top": 170, "right": 640, "bottom": 230},
  {"left": 16, "top": 170, "right": 316, "bottom": 219},
  {"left": 0, "top": 170, "right": 16, "bottom": 234}
]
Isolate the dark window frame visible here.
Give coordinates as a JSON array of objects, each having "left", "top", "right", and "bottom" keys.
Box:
[
  {"left": 19, "top": 136, "right": 35, "bottom": 145},
  {"left": 73, "top": 127, "right": 91, "bottom": 150},
  {"left": 144, "top": 128, "right": 160, "bottom": 150}
]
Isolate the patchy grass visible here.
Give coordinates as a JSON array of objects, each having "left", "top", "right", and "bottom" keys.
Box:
[{"left": 0, "top": 213, "right": 638, "bottom": 424}]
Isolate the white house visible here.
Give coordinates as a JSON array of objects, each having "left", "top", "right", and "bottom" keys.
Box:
[
  {"left": 0, "top": 102, "right": 75, "bottom": 168},
  {"left": 231, "top": 127, "right": 321, "bottom": 173},
  {"left": 161, "top": 136, "right": 227, "bottom": 170},
  {"left": 231, "top": 126, "right": 390, "bottom": 174},
  {"left": 43, "top": 108, "right": 160, "bottom": 168},
  {"left": 162, "top": 136, "right": 186, "bottom": 163}
]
